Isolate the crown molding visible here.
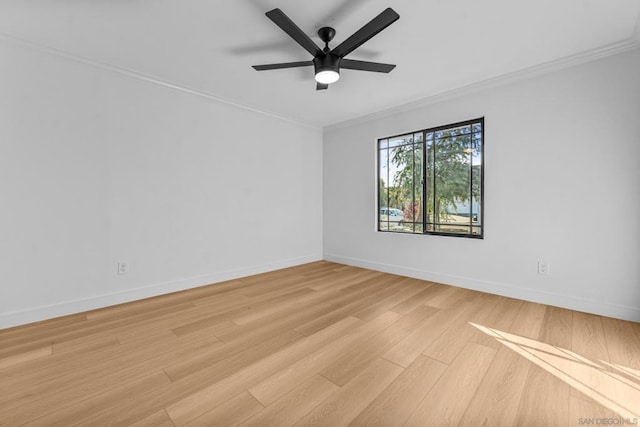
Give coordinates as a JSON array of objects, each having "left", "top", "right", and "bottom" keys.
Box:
[
  {"left": 2, "top": 30, "right": 637, "bottom": 135},
  {"left": 325, "top": 38, "right": 640, "bottom": 133},
  {"left": 0, "top": 32, "right": 321, "bottom": 132}
]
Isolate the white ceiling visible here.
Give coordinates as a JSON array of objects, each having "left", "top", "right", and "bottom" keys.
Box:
[{"left": 1, "top": 0, "right": 639, "bottom": 128}]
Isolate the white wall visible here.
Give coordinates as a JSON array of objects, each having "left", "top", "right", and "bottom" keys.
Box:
[
  {"left": 2, "top": 37, "right": 638, "bottom": 329},
  {"left": 324, "top": 48, "right": 640, "bottom": 322},
  {"left": 0, "top": 38, "right": 323, "bottom": 328}
]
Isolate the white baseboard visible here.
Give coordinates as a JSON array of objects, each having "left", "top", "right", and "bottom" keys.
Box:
[
  {"left": 324, "top": 253, "right": 640, "bottom": 323},
  {"left": 5, "top": 252, "right": 637, "bottom": 329},
  {"left": 0, "top": 254, "right": 322, "bottom": 329}
]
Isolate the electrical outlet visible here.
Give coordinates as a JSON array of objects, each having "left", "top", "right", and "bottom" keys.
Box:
[
  {"left": 117, "top": 261, "right": 129, "bottom": 275},
  {"left": 537, "top": 261, "right": 550, "bottom": 275}
]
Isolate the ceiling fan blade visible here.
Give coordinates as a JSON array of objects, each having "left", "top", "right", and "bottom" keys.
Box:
[
  {"left": 252, "top": 61, "right": 313, "bottom": 71},
  {"left": 331, "top": 8, "right": 399, "bottom": 58},
  {"left": 316, "top": 82, "right": 329, "bottom": 90},
  {"left": 340, "top": 59, "right": 396, "bottom": 73},
  {"left": 265, "top": 9, "right": 323, "bottom": 57}
]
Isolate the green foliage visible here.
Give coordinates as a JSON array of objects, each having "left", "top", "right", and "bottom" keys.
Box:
[
  {"left": 386, "top": 126, "right": 481, "bottom": 227},
  {"left": 389, "top": 137, "right": 420, "bottom": 213},
  {"left": 379, "top": 178, "right": 387, "bottom": 208}
]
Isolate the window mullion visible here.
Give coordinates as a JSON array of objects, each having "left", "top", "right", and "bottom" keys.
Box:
[
  {"left": 412, "top": 138, "right": 415, "bottom": 233},
  {"left": 469, "top": 128, "right": 473, "bottom": 233},
  {"left": 422, "top": 131, "right": 427, "bottom": 233}
]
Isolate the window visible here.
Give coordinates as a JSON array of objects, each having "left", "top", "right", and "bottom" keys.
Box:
[{"left": 378, "top": 118, "right": 484, "bottom": 238}]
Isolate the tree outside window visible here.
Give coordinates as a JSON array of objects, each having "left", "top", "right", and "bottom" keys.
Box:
[{"left": 378, "top": 118, "right": 484, "bottom": 238}]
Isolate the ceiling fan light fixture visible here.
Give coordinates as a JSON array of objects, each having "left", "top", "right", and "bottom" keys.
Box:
[
  {"left": 252, "top": 8, "right": 399, "bottom": 90},
  {"left": 315, "top": 69, "right": 340, "bottom": 84},
  {"left": 313, "top": 54, "right": 341, "bottom": 85}
]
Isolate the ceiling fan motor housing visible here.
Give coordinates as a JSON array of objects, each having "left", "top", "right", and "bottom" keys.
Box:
[{"left": 313, "top": 54, "right": 341, "bottom": 76}]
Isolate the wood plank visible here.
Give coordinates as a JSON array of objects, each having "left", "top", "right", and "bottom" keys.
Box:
[
  {"left": 292, "top": 358, "right": 403, "bottom": 427},
  {"left": 308, "top": 269, "right": 379, "bottom": 290},
  {"left": 79, "top": 331, "right": 301, "bottom": 426},
  {"left": 52, "top": 334, "right": 120, "bottom": 355},
  {"left": 570, "top": 311, "right": 611, "bottom": 402},
  {"left": 349, "top": 355, "right": 448, "bottom": 426},
  {"left": 601, "top": 316, "right": 640, "bottom": 370},
  {"left": 0, "top": 313, "right": 87, "bottom": 341},
  {"left": 0, "top": 329, "right": 207, "bottom": 395},
  {"left": 129, "top": 409, "right": 176, "bottom": 427},
  {"left": 213, "top": 288, "right": 353, "bottom": 343},
  {"left": 0, "top": 333, "right": 222, "bottom": 421},
  {"left": 458, "top": 301, "right": 547, "bottom": 426},
  {"left": 388, "top": 281, "right": 437, "bottom": 314},
  {"left": 293, "top": 283, "right": 402, "bottom": 336},
  {"left": 165, "top": 316, "right": 364, "bottom": 425},
  {"left": 1, "top": 301, "right": 196, "bottom": 353},
  {"left": 163, "top": 329, "right": 301, "bottom": 381},
  {"left": 234, "top": 274, "right": 309, "bottom": 298},
  {"left": 249, "top": 311, "right": 401, "bottom": 406},
  {"left": 308, "top": 269, "right": 384, "bottom": 292},
  {"left": 469, "top": 296, "right": 524, "bottom": 350},
  {"left": 184, "top": 391, "right": 263, "bottom": 427},
  {"left": 352, "top": 278, "right": 426, "bottom": 321},
  {"left": 568, "top": 395, "right": 612, "bottom": 426},
  {"left": 598, "top": 317, "right": 640, "bottom": 419},
  {"left": 514, "top": 306, "right": 573, "bottom": 426},
  {"left": 424, "top": 285, "right": 476, "bottom": 309},
  {"left": 166, "top": 320, "right": 238, "bottom": 343},
  {"left": 383, "top": 301, "right": 472, "bottom": 367},
  {"left": 230, "top": 287, "right": 319, "bottom": 325},
  {"left": 321, "top": 304, "right": 439, "bottom": 386},
  {"left": 171, "top": 287, "right": 312, "bottom": 336},
  {"left": 422, "top": 292, "right": 501, "bottom": 364},
  {"left": 241, "top": 375, "right": 338, "bottom": 427},
  {"left": 0, "top": 345, "right": 52, "bottom": 370},
  {"left": 22, "top": 371, "right": 172, "bottom": 426},
  {"left": 404, "top": 342, "right": 497, "bottom": 426}
]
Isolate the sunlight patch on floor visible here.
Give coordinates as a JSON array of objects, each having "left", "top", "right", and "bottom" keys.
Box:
[{"left": 469, "top": 322, "right": 640, "bottom": 420}]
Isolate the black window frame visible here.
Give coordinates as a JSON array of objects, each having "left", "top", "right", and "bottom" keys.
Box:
[{"left": 377, "top": 117, "right": 485, "bottom": 239}]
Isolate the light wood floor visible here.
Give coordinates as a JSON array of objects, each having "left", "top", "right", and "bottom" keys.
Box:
[{"left": 1, "top": 261, "right": 639, "bottom": 426}]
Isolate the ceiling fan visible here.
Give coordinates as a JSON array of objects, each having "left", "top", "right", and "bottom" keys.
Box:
[{"left": 252, "top": 7, "right": 400, "bottom": 90}]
